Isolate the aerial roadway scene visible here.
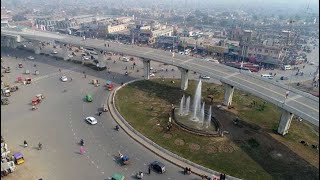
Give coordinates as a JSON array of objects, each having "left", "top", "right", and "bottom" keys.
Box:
[{"left": 1, "top": 0, "right": 319, "bottom": 179}]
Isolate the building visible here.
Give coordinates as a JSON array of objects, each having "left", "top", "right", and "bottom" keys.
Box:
[{"left": 106, "top": 23, "right": 129, "bottom": 34}]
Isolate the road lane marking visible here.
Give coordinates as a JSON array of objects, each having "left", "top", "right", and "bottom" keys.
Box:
[{"left": 225, "top": 72, "right": 239, "bottom": 78}]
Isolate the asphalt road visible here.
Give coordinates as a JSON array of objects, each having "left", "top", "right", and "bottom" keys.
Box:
[
  {"left": 1, "top": 48, "right": 208, "bottom": 180},
  {"left": 2, "top": 29, "right": 318, "bottom": 126}
]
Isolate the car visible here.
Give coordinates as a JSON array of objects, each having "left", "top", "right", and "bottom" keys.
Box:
[
  {"left": 200, "top": 75, "right": 210, "bottom": 79},
  {"left": 280, "top": 76, "right": 289, "bottom": 80},
  {"left": 150, "top": 67, "right": 153, "bottom": 70},
  {"left": 27, "top": 56, "right": 34, "bottom": 60},
  {"left": 52, "top": 50, "right": 58, "bottom": 54},
  {"left": 309, "top": 61, "right": 315, "bottom": 65},
  {"left": 67, "top": 54, "right": 73, "bottom": 58},
  {"left": 85, "top": 116, "right": 97, "bottom": 125},
  {"left": 60, "top": 76, "right": 68, "bottom": 82},
  {"left": 149, "top": 73, "right": 155, "bottom": 77},
  {"left": 122, "top": 57, "right": 129, "bottom": 62},
  {"left": 82, "top": 56, "right": 90, "bottom": 60},
  {"left": 150, "top": 161, "right": 166, "bottom": 174}
]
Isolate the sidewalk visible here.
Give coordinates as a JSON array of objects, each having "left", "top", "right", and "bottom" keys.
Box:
[{"left": 107, "top": 80, "right": 241, "bottom": 180}]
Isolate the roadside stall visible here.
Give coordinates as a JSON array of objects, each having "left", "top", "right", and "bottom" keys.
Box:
[{"left": 13, "top": 152, "right": 25, "bottom": 165}]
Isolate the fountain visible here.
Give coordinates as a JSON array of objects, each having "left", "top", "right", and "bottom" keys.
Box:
[
  {"left": 173, "top": 80, "right": 223, "bottom": 136},
  {"left": 185, "top": 96, "right": 190, "bottom": 115},
  {"left": 192, "top": 79, "right": 202, "bottom": 120},
  {"left": 179, "top": 95, "right": 185, "bottom": 115}
]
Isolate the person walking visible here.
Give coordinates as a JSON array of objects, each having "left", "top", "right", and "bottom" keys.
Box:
[
  {"left": 80, "top": 146, "right": 85, "bottom": 154},
  {"left": 148, "top": 166, "right": 151, "bottom": 174}
]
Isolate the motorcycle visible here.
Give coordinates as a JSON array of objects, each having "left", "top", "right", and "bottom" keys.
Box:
[{"left": 136, "top": 172, "right": 144, "bottom": 179}]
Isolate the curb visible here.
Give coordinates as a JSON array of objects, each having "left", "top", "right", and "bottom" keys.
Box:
[{"left": 107, "top": 79, "right": 242, "bottom": 180}]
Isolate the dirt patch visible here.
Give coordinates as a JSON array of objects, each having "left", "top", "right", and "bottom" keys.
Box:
[
  {"left": 163, "top": 133, "right": 172, "bottom": 139},
  {"left": 218, "top": 144, "right": 234, "bottom": 153},
  {"left": 205, "top": 145, "right": 218, "bottom": 154},
  {"left": 174, "top": 139, "right": 185, "bottom": 146},
  {"left": 189, "top": 143, "right": 201, "bottom": 151},
  {"left": 152, "top": 125, "right": 163, "bottom": 132}
]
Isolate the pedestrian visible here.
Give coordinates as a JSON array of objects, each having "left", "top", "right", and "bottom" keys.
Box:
[
  {"left": 104, "top": 43, "right": 107, "bottom": 47},
  {"left": 98, "top": 111, "right": 102, "bottom": 116},
  {"left": 84, "top": 74, "right": 87, "bottom": 78},
  {"left": 148, "top": 166, "right": 151, "bottom": 174},
  {"left": 59, "top": 69, "right": 61, "bottom": 72},
  {"left": 108, "top": 44, "right": 109, "bottom": 47},
  {"left": 80, "top": 146, "right": 85, "bottom": 154},
  {"left": 70, "top": 77, "right": 72, "bottom": 81}
]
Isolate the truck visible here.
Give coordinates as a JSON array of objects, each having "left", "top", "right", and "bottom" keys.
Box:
[{"left": 1, "top": 161, "right": 16, "bottom": 177}]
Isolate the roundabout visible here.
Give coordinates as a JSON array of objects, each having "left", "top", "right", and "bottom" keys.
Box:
[{"left": 1, "top": 48, "right": 205, "bottom": 180}]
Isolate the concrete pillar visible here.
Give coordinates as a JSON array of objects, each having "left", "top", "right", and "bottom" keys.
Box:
[
  {"left": 223, "top": 83, "right": 235, "bottom": 107},
  {"left": 61, "top": 44, "right": 69, "bottom": 60},
  {"left": 179, "top": 67, "right": 189, "bottom": 90},
  {"left": 5, "top": 38, "right": 10, "bottom": 47},
  {"left": 277, "top": 110, "right": 294, "bottom": 135},
  {"left": 97, "top": 50, "right": 106, "bottom": 67},
  {"left": 143, "top": 59, "right": 150, "bottom": 80},
  {"left": 32, "top": 41, "right": 41, "bottom": 54},
  {"left": 10, "top": 40, "right": 17, "bottom": 49}
]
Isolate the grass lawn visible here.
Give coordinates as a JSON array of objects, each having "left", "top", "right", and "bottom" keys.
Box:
[{"left": 115, "top": 79, "right": 319, "bottom": 180}]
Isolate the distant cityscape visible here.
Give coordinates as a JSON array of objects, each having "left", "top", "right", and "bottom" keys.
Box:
[{"left": 1, "top": 0, "right": 319, "bottom": 71}]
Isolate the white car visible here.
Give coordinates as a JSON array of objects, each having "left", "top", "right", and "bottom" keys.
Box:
[
  {"left": 27, "top": 56, "right": 34, "bottom": 60},
  {"left": 60, "top": 76, "right": 68, "bottom": 82},
  {"left": 52, "top": 50, "right": 58, "bottom": 54},
  {"left": 122, "top": 57, "right": 129, "bottom": 62},
  {"left": 85, "top": 117, "right": 97, "bottom": 125},
  {"left": 149, "top": 73, "right": 155, "bottom": 77},
  {"left": 200, "top": 75, "right": 210, "bottom": 79},
  {"left": 67, "top": 54, "right": 73, "bottom": 58},
  {"left": 150, "top": 67, "right": 153, "bottom": 70},
  {"left": 309, "top": 61, "right": 315, "bottom": 65},
  {"left": 82, "top": 56, "right": 90, "bottom": 60}
]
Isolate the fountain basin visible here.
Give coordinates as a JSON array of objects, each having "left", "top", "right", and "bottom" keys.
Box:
[{"left": 173, "top": 108, "right": 223, "bottom": 137}]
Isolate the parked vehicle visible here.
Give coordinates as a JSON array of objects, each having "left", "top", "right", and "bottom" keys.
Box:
[
  {"left": 1, "top": 161, "right": 15, "bottom": 177},
  {"left": 111, "top": 173, "right": 125, "bottom": 180},
  {"left": 1, "top": 98, "right": 9, "bottom": 105}
]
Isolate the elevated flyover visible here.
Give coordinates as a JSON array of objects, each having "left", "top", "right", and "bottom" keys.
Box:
[{"left": 1, "top": 29, "right": 319, "bottom": 135}]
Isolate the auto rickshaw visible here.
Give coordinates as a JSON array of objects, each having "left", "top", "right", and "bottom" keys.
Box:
[
  {"left": 92, "top": 79, "right": 100, "bottom": 87},
  {"left": 101, "top": 104, "right": 108, "bottom": 112},
  {"left": 1, "top": 98, "right": 9, "bottom": 105},
  {"left": 25, "top": 77, "right": 31, "bottom": 84},
  {"left": 106, "top": 81, "right": 113, "bottom": 91},
  {"left": 32, "top": 98, "right": 41, "bottom": 105},
  {"left": 2, "top": 88, "right": 10, "bottom": 97},
  {"left": 111, "top": 173, "right": 125, "bottom": 180},
  {"left": 13, "top": 152, "right": 25, "bottom": 165},
  {"left": 18, "top": 63, "right": 23, "bottom": 68},
  {"left": 17, "top": 76, "right": 23, "bottom": 83},
  {"left": 34, "top": 70, "right": 39, "bottom": 75},
  {"left": 118, "top": 151, "right": 129, "bottom": 165},
  {"left": 25, "top": 69, "right": 30, "bottom": 74},
  {"left": 10, "top": 86, "right": 18, "bottom": 92},
  {"left": 36, "top": 94, "right": 45, "bottom": 100},
  {"left": 85, "top": 94, "right": 93, "bottom": 102},
  {"left": 4, "top": 67, "right": 10, "bottom": 73}
]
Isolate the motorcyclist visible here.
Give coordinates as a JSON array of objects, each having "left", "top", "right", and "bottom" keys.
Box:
[
  {"left": 115, "top": 125, "right": 119, "bottom": 131},
  {"left": 38, "top": 142, "right": 42, "bottom": 150},
  {"left": 24, "top": 140, "right": 28, "bottom": 147},
  {"left": 80, "top": 139, "right": 84, "bottom": 146}
]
